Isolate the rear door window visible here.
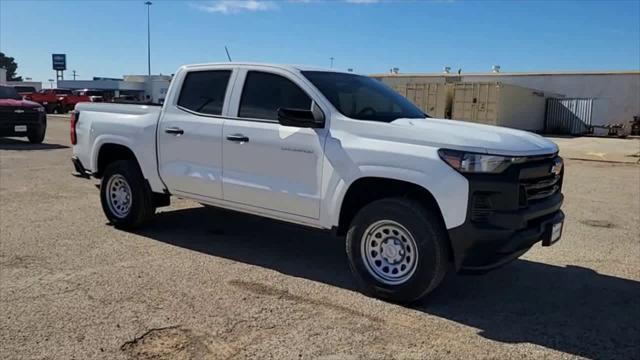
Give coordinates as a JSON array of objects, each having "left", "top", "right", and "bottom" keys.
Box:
[
  {"left": 238, "top": 71, "right": 311, "bottom": 121},
  {"left": 178, "top": 70, "right": 232, "bottom": 116}
]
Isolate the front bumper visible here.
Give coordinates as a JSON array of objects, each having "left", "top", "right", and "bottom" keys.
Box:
[
  {"left": 448, "top": 154, "right": 565, "bottom": 272},
  {"left": 0, "top": 111, "right": 46, "bottom": 137}
]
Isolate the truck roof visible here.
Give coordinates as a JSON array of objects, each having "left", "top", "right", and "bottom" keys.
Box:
[{"left": 180, "top": 62, "right": 354, "bottom": 74}]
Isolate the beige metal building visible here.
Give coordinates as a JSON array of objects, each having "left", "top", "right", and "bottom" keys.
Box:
[
  {"left": 373, "top": 70, "right": 640, "bottom": 134},
  {"left": 450, "top": 82, "right": 548, "bottom": 131}
]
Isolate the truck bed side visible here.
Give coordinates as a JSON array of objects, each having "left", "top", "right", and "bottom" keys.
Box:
[{"left": 73, "top": 102, "right": 165, "bottom": 192}]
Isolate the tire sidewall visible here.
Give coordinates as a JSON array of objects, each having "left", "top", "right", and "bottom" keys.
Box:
[
  {"left": 27, "top": 118, "right": 46, "bottom": 143},
  {"left": 347, "top": 199, "right": 447, "bottom": 303},
  {"left": 100, "top": 161, "right": 150, "bottom": 229}
]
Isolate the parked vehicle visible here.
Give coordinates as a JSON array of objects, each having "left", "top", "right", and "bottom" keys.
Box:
[
  {"left": 24, "top": 88, "right": 72, "bottom": 113},
  {"left": 24, "top": 88, "right": 102, "bottom": 114},
  {"left": 68, "top": 89, "right": 104, "bottom": 111},
  {"left": 71, "top": 63, "right": 565, "bottom": 302},
  {"left": 0, "top": 86, "right": 47, "bottom": 143}
]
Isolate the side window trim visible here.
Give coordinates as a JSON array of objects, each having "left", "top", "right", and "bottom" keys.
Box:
[
  {"left": 233, "top": 70, "right": 313, "bottom": 122},
  {"left": 175, "top": 68, "right": 234, "bottom": 117}
]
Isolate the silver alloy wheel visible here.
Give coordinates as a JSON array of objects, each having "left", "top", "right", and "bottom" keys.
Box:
[
  {"left": 361, "top": 220, "right": 419, "bottom": 285},
  {"left": 106, "top": 174, "right": 132, "bottom": 219}
]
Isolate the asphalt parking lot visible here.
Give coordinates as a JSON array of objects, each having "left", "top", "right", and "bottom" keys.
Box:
[{"left": 1, "top": 115, "right": 639, "bottom": 359}]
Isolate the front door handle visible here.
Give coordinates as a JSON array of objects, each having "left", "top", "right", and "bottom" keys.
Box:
[
  {"left": 165, "top": 127, "right": 184, "bottom": 135},
  {"left": 226, "top": 134, "right": 249, "bottom": 143}
]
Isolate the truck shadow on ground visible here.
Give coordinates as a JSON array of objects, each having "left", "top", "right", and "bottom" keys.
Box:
[
  {"left": 136, "top": 206, "right": 640, "bottom": 359},
  {"left": 0, "top": 137, "right": 69, "bottom": 150}
]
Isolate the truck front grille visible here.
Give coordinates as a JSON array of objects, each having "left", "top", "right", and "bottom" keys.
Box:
[
  {"left": 521, "top": 174, "right": 561, "bottom": 201},
  {"left": 0, "top": 108, "right": 41, "bottom": 123},
  {"left": 518, "top": 156, "right": 563, "bottom": 206}
]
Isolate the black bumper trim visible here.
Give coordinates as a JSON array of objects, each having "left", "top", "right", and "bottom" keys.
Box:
[
  {"left": 71, "top": 156, "right": 91, "bottom": 179},
  {"left": 447, "top": 155, "right": 565, "bottom": 272},
  {"left": 450, "top": 208, "right": 564, "bottom": 272}
]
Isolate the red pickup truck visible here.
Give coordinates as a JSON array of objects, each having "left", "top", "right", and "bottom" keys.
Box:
[
  {"left": 24, "top": 89, "right": 72, "bottom": 113},
  {"left": 24, "top": 89, "right": 102, "bottom": 114}
]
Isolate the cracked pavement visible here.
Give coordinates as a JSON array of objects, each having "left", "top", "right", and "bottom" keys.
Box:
[{"left": 1, "top": 116, "right": 639, "bottom": 359}]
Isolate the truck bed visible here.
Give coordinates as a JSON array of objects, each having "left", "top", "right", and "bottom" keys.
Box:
[{"left": 73, "top": 102, "right": 165, "bottom": 192}]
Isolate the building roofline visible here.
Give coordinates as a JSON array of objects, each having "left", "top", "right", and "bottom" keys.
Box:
[{"left": 370, "top": 70, "right": 640, "bottom": 77}]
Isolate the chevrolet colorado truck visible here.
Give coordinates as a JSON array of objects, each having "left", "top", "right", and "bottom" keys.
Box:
[
  {"left": 71, "top": 63, "right": 565, "bottom": 302},
  {"left": 0, "top": 85, "right": 47, "bottom": 143}
]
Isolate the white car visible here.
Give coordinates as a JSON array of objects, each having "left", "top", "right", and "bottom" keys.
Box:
[{"left": 71, "top": 63, "right": 565, "bottom": 302}]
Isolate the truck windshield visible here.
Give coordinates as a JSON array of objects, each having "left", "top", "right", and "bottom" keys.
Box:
[
  {"left": 302, "top": 71, "right": 426, "bottom": 122},
  {"left": 0, "top": 86, "right": 22, "bottom": 100}
]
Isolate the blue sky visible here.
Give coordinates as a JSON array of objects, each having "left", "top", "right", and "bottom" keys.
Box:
[{"left": 1, "top": 0, "right": 639, "bottom": 83}]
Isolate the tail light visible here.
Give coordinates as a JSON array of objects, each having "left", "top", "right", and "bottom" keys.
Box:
[{"left": 70, "top": 111, "right": 79, "bottom": 145}]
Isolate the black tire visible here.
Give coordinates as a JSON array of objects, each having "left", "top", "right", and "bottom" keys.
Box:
[
  {"left": 346, "top": 197, "right": 450, "bottom": 303},
  {"left": 54, "top": 103, "right": 65, "bottom": 114},
  {"left": 100, "top": 160, "right": 155, "bottom": 229},
  {"left": 27, "top": 118, "right": 46, "bottom": 144},
  {"left": 45, "top": 103, "right": 56, "bottom": 114}
]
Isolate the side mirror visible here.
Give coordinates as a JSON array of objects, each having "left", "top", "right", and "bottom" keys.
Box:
[{"left": 277, "top": 104, "right": 324, "bottom": 128}]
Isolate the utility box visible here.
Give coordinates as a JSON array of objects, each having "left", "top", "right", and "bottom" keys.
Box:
[{"left": 451, "top": 82, "right": 547, "bottom": 131}]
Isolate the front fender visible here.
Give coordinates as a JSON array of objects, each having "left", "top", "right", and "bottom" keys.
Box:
[{"left": 325, "top": 164, "right": 469, "bottom": 230}]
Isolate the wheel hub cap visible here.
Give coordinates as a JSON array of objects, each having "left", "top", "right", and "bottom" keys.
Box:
[
  {"left": 106, "top": 174, "right": 132, "bottom": 218},
  {"left": 380, "top": 238, "right": 404, "bottom": 264},
  {"left": 360, "top": 220, "right": 419, "bottom": 285}
]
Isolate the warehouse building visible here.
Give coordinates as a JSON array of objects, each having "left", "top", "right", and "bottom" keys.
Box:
[
  {"left": 0, "top": 68, "right": 42, "bottom": 92},
  {"left": 372, "top": 70, "right": 640, "bottom": 135}
]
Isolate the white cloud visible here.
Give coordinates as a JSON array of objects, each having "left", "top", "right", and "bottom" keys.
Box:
[{"left": 193, "top": 1, "right": 277, "bottom": 14}]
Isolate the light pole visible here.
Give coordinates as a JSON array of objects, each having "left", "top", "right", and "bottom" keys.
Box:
[{"left": 145, "top": 1, "right": 152, "bottom": 77}]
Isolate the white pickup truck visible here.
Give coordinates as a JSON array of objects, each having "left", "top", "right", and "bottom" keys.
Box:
[{"left": 72, "top": 63, "right": 565, "bottom": 302}]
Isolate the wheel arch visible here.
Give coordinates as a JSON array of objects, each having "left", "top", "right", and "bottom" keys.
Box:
[
  {"left": 335, "top": 176, "right": 455, "bottom": 263},
  {"left": 94, "top": 142, "right": 142, "bottom": 178}
]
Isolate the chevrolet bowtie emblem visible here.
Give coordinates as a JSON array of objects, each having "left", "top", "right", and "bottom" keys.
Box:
[{"left": 550, "top": 158, "right": 563, "bottom": 176}]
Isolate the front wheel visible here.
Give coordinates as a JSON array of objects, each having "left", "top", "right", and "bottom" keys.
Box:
[
  {"left": 27, "top": 127, "right": 46, "bottom": 144},
  {"left": 346, "top": 198, "right": 450, "bottom": 303},
  {"left": 100, "top": 160, "right": 155, "bottom": 229}
]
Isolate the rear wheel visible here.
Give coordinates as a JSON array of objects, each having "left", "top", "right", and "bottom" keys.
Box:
[
  {"left": 45, "top": 103, "right": 56, "bottom": 114},
  {"left": 346, "top": 198, "right": 450, "bottom": 303},
  {"left": 100, "top": 160, "right": 155, "bottom": 229}
]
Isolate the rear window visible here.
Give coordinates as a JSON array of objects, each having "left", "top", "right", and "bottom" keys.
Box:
[
  {"left": 54, "top": 89, "right": 72, "bottom": 95},
  {"left": 177, "top": 70, "right": 231, "bottom": 116},
  {"left": 238, "top": 71, "right": 311, "bottom": 120},
  {"left": 0, "top": 86, "right": 21, "bottom": 100},
  {"left": 13, "top": 86, "right": 36, "bottom": 93}
]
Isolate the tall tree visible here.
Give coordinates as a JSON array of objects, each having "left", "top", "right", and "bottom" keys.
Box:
[{"left": 0, "top": 52, "right": 23, "bottom": 81}]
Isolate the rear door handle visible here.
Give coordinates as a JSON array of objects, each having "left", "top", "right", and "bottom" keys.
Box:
[
  {"left": 226, "top": 134, "right": 249, "bottom": 143},
  {"left": 165, "top": 127, "right": 184, "bottom": 135}
]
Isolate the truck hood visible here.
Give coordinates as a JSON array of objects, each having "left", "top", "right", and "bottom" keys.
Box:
[
  {"left": 390, "top": 117, "right": 558, "bottom": 156},
  {"left": 0, "top": 98, "right": 42, "bottom": 109}
]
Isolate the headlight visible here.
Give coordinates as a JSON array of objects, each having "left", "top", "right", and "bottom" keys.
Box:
[
  {"left": 36, "top": 106, "right": 45, "bottom": 112},
  {"left": 438, "top": 149, "right": 524, "bottom": 174}
]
